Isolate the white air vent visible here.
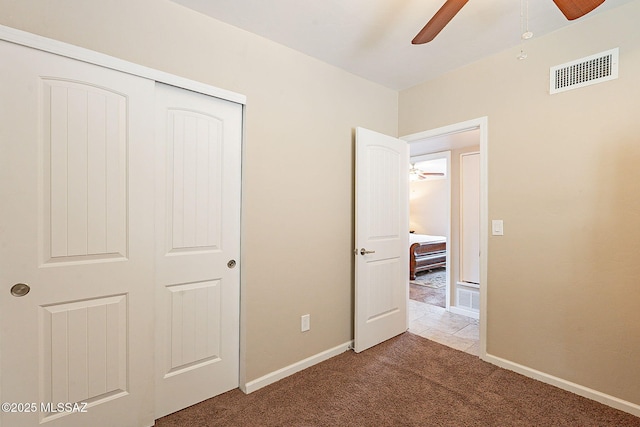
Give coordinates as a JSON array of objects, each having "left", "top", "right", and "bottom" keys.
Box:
[
  {"left": 550, "top": 48, "right": 618, "bottom": 94},
  {"left": 456, "top": 288, "right": 480, "bottom": 311}
]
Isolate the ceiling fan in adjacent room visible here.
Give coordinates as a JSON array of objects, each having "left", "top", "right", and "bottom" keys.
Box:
[
  {"left": 409, "top": 163, "right": 445, "bottom": 181},
  {"left": 411, "top": 0, "right": 606, "bottom": 44}
]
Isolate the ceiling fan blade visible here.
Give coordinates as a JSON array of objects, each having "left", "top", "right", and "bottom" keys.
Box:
[
  {"left": 409, "top": 164, "right": 446, "bottom": 178},
  {"left": 412, "top": 0, "right": 469, "bottom": 45},
  {"left": 553, "top": 0, "right": 605, "bottom": 20}
]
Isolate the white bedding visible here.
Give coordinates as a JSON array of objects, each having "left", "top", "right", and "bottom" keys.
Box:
[{"left": 409, "top": 234, "right": 446, "bottom": 245}]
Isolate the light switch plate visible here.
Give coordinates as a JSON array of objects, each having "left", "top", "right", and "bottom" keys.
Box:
[
  {"left": 492, "top": 220, "right": 504, "bottom": 236},
  {"left": 301, "top": 314, "right": 310, "bottom": 332}
]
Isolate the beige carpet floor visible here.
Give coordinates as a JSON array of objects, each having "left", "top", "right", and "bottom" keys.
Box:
[{"left": 155, "top": 333, "right": 639, "bottom": 426}]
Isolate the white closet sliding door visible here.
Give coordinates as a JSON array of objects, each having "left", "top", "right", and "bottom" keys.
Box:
[
  {"left": 0, "top": 32, "right": 243, "bottom": 427},
  {"left": 154, "top": 83, "right": 242, "bottom": 418},
  {"left": 0, "top": 40, "right": 156, "bottom": 427}
]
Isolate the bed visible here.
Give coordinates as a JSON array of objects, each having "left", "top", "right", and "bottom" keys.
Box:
[{"left": 409, "top": 234, "right": 447, "bottom": 280}]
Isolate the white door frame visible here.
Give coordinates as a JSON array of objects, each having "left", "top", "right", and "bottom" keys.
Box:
[
  {"left": 409, "top": 151, "right": 452, "bottom": 310},
  {"left": 0, "top": 25, "right": 245, "bottom": 105},
  {"left": 402, "top": 117, "right": 488, "bottom": 358}
]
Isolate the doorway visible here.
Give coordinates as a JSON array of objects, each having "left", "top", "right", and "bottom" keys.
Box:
[
  {"left": 402, "top": 117, "right": 487, "bottom": 357},
  {"left": 408, "top": 152, "right": 450, "bottom": 310}
]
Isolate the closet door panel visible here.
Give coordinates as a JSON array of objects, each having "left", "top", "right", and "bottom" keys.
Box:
[
  {"left": 0, "top": 39, "right": 155, "bottom": 427},
  {"left": 155, "top": 83, "right": 242, "bottom": 418}
]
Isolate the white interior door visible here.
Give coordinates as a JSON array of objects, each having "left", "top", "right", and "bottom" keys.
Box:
[
  {"left": 0, "top": 41, "right": 155, "bottom": 426},
  {"left": 354, "top": 127, "right": 409, "bottom": 353},
  {"left": 460, "top": 152, "right": 480, "bottom": 284},
  {"left": 154, "top": 83, "right": 242, "bottom": 418}
]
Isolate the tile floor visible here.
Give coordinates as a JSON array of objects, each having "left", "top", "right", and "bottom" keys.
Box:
[{"left": 408, "top": 299, "right": 480, "bottom": 356}]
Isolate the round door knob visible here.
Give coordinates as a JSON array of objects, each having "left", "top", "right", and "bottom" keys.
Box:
[
  {"left": 227, "top": 260, "right": 237, "bottom": 269},
  {"left": 10, "top": 283, "right": 30, "bottom": 297}
]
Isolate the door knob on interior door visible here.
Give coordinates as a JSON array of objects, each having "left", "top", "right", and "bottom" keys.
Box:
[{"left": 360, "top": 248, "right": 376, "bottom": 255}]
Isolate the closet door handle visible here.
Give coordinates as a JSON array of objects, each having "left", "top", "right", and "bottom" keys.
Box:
[
  {"left": 360, "top": 248, "right": 376, "bottom": 255},
  {"left": 10, "top": 283, "right": 30, "bottom": 297}
]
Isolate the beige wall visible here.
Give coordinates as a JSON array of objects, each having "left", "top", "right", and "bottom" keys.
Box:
[
  {"left": 3, "top": 0, "right": 639, "bottom": 409},
  {"left": 0, "top": 0, "right": 398, "bottom": 382},
  {"left": 400, "top": 1, "right": 640, "bottom": 406},
  {"left": 409, "top": 178, "right": 447, "bottom": 236}
]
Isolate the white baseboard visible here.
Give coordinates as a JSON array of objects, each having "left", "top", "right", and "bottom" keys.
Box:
[
  {"left": 483, "top": 353, "right": 640, "bottom": 418},
  {"left": 240, "top": 341, "right": 353, "bottom": 394},
  {"left": 239, "top": 341, "right": 640, "bottom": 418},
  {"left": 449, "top": 305, "right": 479, "bottom": 320}
]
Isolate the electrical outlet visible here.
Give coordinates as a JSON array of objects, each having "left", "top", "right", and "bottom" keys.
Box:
[{"left": 301, "top": 314, "right": 310, "bottom": 332}]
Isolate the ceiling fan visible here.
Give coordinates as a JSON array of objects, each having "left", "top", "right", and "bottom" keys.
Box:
[
  {"left": 409, "top": 163, "right": 445, "bottom": 180},
  {"left": 412, "top": 0, "right": 606, "bottom": 44}
]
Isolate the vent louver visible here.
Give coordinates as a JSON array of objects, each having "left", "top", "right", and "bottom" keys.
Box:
[
  {"left": 550, "top": 48, "right": 619, "bottom": 94},
  {"left": 456, "top": 288, "right": 480, "bottom": 311}
]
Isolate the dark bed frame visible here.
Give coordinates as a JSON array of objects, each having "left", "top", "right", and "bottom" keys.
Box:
[{"left": 409, "top": 241, "right": 447, "bottom": 280}]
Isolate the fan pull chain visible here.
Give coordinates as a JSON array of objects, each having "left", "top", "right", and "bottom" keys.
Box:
[{"left": 517, "top": 0, "right": 533, "bottom": 60}]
